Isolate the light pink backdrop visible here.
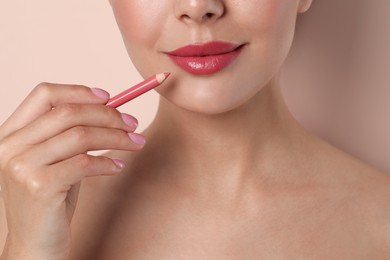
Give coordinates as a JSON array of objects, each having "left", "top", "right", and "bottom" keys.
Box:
[{"left": 0, "top": 0, "right": 389, "bottom": 173}]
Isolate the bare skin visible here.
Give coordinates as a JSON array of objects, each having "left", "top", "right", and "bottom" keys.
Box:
[
  {"left": 67, "top": 78, "right": 390, "bottom": 259},
  {"left": 1, "top": 0, "right": 390, "bottom": 259},
  {"left": 1, "top": 74, "right": 390, "bottom": 260}
]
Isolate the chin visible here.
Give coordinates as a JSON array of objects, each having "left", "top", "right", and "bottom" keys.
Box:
[
  {"left": 158, "top": 86, "right": 255, "bottom": 116},
  {"left": 176, "top": 100, "right": 237, "bottom": 115}
]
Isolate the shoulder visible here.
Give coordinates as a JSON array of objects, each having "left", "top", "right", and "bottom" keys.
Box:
[
  {"left": 330, "top": 154, "right": 390, "bottom": 256},
  {"left": 363, "top": 169, "right": 390, "bottom": 256},
  {"left": 0, "top": 189, "right": 8, "bottom": 253},
  {"left": 334, "top": 155, "right": 390, "bottom": 256},
  {"left": 311, "top": 136, "right": 390, "bottom": 255}
]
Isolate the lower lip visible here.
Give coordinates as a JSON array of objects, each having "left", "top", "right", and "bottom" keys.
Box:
[{"left": 167, "top": 47, "right": 243, "bottom": 75}]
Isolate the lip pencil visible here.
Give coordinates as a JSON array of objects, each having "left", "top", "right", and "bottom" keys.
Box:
[{"left": 106, "top": 72, "right": 170, "bottom": 108}]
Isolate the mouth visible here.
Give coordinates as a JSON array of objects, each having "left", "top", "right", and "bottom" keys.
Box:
[{"left": 165, "top": 41, "right": 246, "bottom": 75}]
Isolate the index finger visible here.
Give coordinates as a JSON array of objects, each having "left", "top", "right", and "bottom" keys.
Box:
[{"left": 0, "top": 82, "right": 110, "bottom": 139}]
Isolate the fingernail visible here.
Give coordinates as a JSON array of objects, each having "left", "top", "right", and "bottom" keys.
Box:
[
  {"left": 121, "top": 113, "right": 138, "bottom": 129},
  {"left": 128, "top": 133, "right": 146, "bottom": 145},
  {"left": 112, "top": 159, "right": 125, "bottom": 169},
  {"left": 91, "top": 88, "right": 110, "bottom": 99}
]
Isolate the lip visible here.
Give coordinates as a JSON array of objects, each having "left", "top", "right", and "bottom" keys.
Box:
[{"left": 166, "top": 41, "right": 245, "bottom": 75}]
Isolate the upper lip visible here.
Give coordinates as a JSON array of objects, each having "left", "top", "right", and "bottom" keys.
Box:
[{"left": 166, "top": 41, "right": 244, "bottom": 57}]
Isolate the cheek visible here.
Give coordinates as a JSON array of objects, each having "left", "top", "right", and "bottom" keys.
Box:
[
  {"left": 110, "top": 1, "right": 165, "bottom": 47},
  {"left": 236, "top": 0, "right": 298, "bottom": 35},
  {"left": 110, "top": 1, "right": 170, "bottom": 75},
  {"left": 220, "top": 1, "right": 299, "bottom": 107},
  {"left": 239, "top": 0, "right": 298, "bottom": 69}
]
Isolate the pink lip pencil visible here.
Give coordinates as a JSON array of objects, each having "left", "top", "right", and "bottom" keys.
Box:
[{"left": 106, "top": 72, "right": 170, "bottom": 108}]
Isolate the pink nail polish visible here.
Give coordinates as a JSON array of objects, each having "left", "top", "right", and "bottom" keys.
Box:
[
  {"left": 128, "top": 133, "right": 146, "bottom": 145},
  {"left": 121, "top": 113, "right": 138, "bottom": 129},
  {"left": 91, "top": 88, "right": 110, "bottom": 99},
  {"left": 112, "top": 159, "right": 125, "bottom": 169}
]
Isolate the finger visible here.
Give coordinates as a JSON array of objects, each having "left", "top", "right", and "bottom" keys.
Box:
[
  {"left": 23, "top": 126, "right": 145, "bottom": 165},
  {"left": 0, "top": 83, "right": 110, "bottom": 139},
  {"left": 2, "top": 155, "right": 123, "bottom": 197},
  {"left": 5, "top": 103, "right": 138, "bottom": 146},
  {"left": 47, "top": 154, "right": 125, "bottom": 189}
]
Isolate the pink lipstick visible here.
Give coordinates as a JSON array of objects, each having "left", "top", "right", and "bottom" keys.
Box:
[
  {"left": 106, "top": 73, "right": 170, "bottom": 108},
  {"left": 166, "top": 41, "right": 244, "bottom": 75}
]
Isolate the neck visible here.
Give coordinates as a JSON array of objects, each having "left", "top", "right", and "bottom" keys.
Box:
[{"left": 143, "top": 75, "right": 310, "bottom": 193}]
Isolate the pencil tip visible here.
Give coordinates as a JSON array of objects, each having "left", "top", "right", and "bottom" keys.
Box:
[{"left": 157, "top": 72, "right": 171, "bottom": 83}]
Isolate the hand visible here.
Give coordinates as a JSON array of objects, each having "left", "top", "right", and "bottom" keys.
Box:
[{"left": 0, "top": 82, "right": 145, "bottom": 259}]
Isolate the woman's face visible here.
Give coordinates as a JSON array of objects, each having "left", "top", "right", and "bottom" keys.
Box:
[{"left": 109, "top": 0, "right": 312, "bottom": 114}]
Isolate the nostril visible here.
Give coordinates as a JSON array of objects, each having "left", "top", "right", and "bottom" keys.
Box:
[
  {"left": 181, "top": 13, "right": 214, "bottom": 22},
  {"left": 180, "top": 14, "right": 191, "bottom": 21},
  {"left": 205, "top": 13, "right": 214, "bottom": 19},
  {"left": 176, "top": 1, "right": 225, "bottom": 24}
]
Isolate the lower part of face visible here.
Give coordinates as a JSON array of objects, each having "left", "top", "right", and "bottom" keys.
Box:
[{"left": 110, "top": 0, "right": 302, "bottom": 115}]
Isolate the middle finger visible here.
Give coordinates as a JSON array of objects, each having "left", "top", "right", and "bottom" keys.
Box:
[
  {"left": 7, "top": 103, "right": 138, "bottom": 147},
  {"left": 23, "top": 126, "right": 145, "bottom": 166}
]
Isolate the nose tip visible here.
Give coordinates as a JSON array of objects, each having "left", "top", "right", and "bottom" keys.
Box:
[{"left": 176, "top": 0, "right": 225, "bottom": 25}]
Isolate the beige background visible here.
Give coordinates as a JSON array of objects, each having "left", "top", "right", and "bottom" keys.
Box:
[{"left": 0, "top": 0, "right": 389, "bottom": 173}]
